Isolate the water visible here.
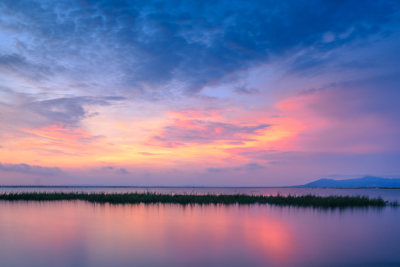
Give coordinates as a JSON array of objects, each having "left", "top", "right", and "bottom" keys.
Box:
[{"left": 0, "top": 187, "right": 399, "bottom": 267}]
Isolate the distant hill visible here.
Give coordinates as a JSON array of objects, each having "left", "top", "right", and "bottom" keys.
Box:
[{"left": 301, "top": 176, "right": 400, "bottom": 188}]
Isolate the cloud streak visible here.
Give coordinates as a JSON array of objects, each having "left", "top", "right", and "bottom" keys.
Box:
[
  {"left": 153, "top": 120, "right": 270, "bottom": 147},
  {"left": 27, "top": 96, "right": 125, "bottom": 126},
  {"left": 0, "top": 163, "right": 62, "bottom": 176},
  {"left": 207, "top": 162, "right": 265, "bottom": 173}
]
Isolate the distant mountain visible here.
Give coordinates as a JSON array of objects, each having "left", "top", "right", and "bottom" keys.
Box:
[{"left": 301, "top": 176, "right": 400, "bottom": 188}]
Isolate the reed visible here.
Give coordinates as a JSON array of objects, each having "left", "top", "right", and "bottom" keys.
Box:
[{"left": 0, "top": 192, "right": 397, "bottom": 208}]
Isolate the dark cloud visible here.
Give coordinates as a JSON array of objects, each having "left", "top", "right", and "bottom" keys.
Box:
[
  {"left": 234, "top": 86, "right": 260, "bottom": 95},
  {"left": 27, "top": 96, "right": 125, "bottom": 126},
  {"left": 0, "top": 53, "right": 53, "bottom": 80},
  {"left": 154, "top": 120, "right": 270, "bottom": 146},
  {"left": 0, "top": 0, "right": 398, "bottom": 96},
  {"left": 0, "top": 54, "right": 27, "bottom": 68},
  {"left": 94, "top": 166, "right": 130, "bottom": 175},
  {"left": 0, "top": 163, "right": 62, "bottom": 176}
]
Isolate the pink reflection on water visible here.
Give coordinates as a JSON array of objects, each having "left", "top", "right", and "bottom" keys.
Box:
[
  {"left": 0, "top": 201, "right": 399, "bottom": 266},
  {"left": 242, "top": 212, "right": 294, "bottom": 265}
]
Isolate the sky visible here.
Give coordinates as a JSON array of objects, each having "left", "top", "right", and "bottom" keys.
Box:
[{"left": 0, "top": 0, "right": 399, "bottom": 186}]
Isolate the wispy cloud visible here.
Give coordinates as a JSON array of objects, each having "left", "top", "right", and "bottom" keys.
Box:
[
  {"left": 153, "top": 120, "right": 270, "bottom": 147},
  {"left": 93, "top": 166, "right": 130, "bottom": 175},
  {"left": 207, "top": 162, "right": 266, "bottom": 173}
]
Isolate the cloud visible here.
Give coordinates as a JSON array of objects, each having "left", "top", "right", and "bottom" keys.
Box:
[
  {"left": 0, "top": 53, "right": 53, "bottom": 80},
  {"left": 273, "top": 78, "right": 400, "bottom": 154},
  {"left": 238, "top": 150, "right": 280, "bottom": 160},
  {"left": 207, "top": 162, "right": 265, "bottom": 173},
  {"left": 23, "top": 124, "right": 103, "bottom": 144},
  {"left": 0, "top": 0, "right": 398, "bottom": 96},
  {"left": 234, "top": 86, "right": 260, "bottom": 95},
  {"left": 153, "top": 120, "right": 270, "bottom": 146},
  {"left": 93, "top": 166, "right": 130, "bottom": 175},
  {"left": 0, "top": 162, "right": 62, "bottom": 176},
  {"left": 27, "top": 96, "right": 125, "bottom": 126}
]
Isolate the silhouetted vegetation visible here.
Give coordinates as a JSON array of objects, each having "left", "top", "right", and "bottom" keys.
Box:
[{"left": 0, "top": 193, "right": 397, "bottom": 208}]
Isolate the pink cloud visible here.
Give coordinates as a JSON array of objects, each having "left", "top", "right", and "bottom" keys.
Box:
[
  {"left": 151, "top": 119, "right": 270, "bottom": 147},
  {"left": 275, "top": 87, "right": 400, "bottom": 153}
]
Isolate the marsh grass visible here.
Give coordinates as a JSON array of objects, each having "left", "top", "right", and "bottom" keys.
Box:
[{"left": 0, "top": 192, "right": 397, "bottom": 208}]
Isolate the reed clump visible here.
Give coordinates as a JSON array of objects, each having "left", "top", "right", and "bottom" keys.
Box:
[{"left": 0, "top": 193, "right": 397, "bottom": 208}]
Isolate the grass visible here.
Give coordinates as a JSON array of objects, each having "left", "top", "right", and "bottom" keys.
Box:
[{"left": 0, "top": 192, "right": 397, "bottom": 208}]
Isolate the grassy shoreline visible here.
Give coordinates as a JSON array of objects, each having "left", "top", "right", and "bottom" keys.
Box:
[{"left": 0, "top": 193, "right": 397, "bottom": 208}]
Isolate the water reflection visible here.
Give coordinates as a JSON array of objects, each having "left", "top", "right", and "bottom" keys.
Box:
[{"left": 0, "top": 201, "right": 399, "bottom": 266}]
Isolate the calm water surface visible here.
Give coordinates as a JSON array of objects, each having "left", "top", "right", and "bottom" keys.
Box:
[{"left": 0, "top": 187, "right": 399, "bottom": 267}]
